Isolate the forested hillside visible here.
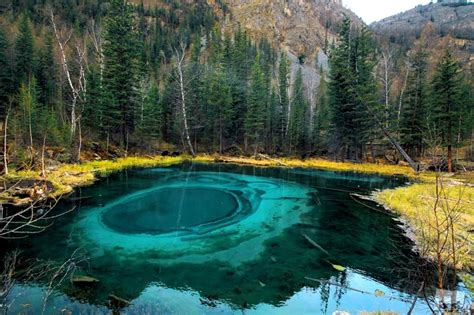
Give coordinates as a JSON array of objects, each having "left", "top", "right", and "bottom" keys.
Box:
[{"left": 0, "top": 0, "right": 472, "bottom": 173}]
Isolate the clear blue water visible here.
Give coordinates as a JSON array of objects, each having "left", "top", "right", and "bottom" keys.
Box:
[{"left": 2, "top": 163, "right": 456, "bottom": 314}]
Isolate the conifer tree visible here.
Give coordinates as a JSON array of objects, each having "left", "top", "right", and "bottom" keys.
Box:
[
  {"left": 329, "top": 18, "right": 357, "bottom": 159},
  {"left": 313, "top": 70, "right": 330, "bottom": 151},
  {"left": 102, "top": 0, "right": 138, "bottom": 147},
  {"left": 245, "top": 55, "right": 266, "bottom": 155},
  {"left": 400, "top": 49, "right": 429, "bottom": 157},
  {"left": 430, "top": 50, "right": 464, "bottom": 172},
  {"left": 278, "top": 52, "right": 290, "bottom": 147},
  {"left": 0, "top": 28, "right": 13, "bottom": 119},
  {"left": 328, "top": 18, "right": 378, "bottom": 160},
  {"left": 289, "top": 68, "right": 309, "bottom": 153},
  {"left": 137, "top": 84, "right": 162, "bottom": 143},
  {"left": 208, "top": 66, "right": 233, "bottom": 153},
  {"left": 15, "top": 14, "right": 35, "bottom": 85},
  {"left": 36, "top": 34, "right": 56, "bottom": 108}
]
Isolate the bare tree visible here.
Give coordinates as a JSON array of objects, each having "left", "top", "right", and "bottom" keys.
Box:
[
  {"left": 173, "top": 43, "right": 196, "bottom": 157},
  {"left": 50, "top": 10, "right": 87, "bottom": 137},
  {"left": 415, "top": 126, "right": 472, "bottom": 312},
  {"left": 377, "top": 47, "right": 395, "bottom": 129},
  {"left": 1, "top": 249, "right": 87, "bottom": 314},
  {"left": 0, "top": 193, "right": 75, "bottom": 239}
]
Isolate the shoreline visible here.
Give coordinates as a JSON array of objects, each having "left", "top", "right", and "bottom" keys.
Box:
[{"left": 2, "top": 154, "right": 473, "bottom": 279}]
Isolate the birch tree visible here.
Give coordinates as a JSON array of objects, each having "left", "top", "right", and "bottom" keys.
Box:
[
  {"left": 173, "top": 44, "right": 195, "bottom": 157},
  {"left": 50, "top": 10, "right": 87, "bottom": 137}
]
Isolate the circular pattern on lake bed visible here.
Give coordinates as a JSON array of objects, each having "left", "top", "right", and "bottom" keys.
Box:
[
  {"left": 75, "top": 171, "right": 316, "bottom": 265},
  {"left": 101, "top": 187, "right": 240, "bottom": 234}
]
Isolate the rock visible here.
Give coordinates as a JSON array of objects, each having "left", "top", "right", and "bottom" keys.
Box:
[{"left": 161, "top": 150, "right": 169, "bottom": 157}]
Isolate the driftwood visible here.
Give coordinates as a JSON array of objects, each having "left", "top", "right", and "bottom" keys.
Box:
[
  {"left": 257, "top": 154, "right": 288, "bottom": 167},
  {"left": 302, "top": 233, "right": 330, "bottom": 255},
  {"left": 109, "top": 294, "right": 131, "bottom": 308},
  {"left": 72, "top": 275, "right": 99, "bottom": 286}
]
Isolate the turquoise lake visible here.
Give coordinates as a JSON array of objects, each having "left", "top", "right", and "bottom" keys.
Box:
[{"left": 2, "top": 163, "right": 452, "bottom": 314}]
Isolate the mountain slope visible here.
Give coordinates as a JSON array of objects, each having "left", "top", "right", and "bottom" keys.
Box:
[{"left": 372, "top": 2, "right": 474, "bottom": 68}]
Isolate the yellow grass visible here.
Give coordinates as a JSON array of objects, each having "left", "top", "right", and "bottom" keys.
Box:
[
  {"left": 6, "top": 156, "right": 188, "bottom": 198},
  {"left": 376, "top": 181, "right": 474, "bottom": 269},
  {"left": 196, "top": 154, "right": 423, "bottom": 178}
]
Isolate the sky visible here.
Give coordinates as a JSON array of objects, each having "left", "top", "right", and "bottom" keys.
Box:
[{"left": 342, "top": 0, "right": 432, "bottom": 24}]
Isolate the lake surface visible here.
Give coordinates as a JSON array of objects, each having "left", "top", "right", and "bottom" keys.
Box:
[{"left": 2, "top": 163, "right": 445, "bottom": 314}]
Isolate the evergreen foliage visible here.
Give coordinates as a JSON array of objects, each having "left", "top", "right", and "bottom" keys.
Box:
[
  {"left": 102, "top": 0, "right": 139, "bottom": 146},
  {"left": 0, "top": 2, "right": 471, "bottom": 164},
  {"left": 400, "top": 49, "right": 429, "bottom": 156},
  {"left": 0, "top": 27, "right": 13, "bottom": 118}
]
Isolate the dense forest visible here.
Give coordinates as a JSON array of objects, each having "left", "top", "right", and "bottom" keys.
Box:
[{"left": 0, "top": 0, "right": 472, "bottom": 171}]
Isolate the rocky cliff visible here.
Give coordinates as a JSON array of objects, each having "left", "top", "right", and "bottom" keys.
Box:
[{"left": 210, "top": 0, "right": 363, "bottom": 60}]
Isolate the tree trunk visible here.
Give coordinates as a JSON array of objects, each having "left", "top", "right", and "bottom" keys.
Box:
[
  {"left": 447, "top": 145, "right": 453, "bottom": 173},
  {"left": 3, "top": 113, "right": 8, "bottom": 175},
  {"left": 77, "top": 118, "right": 82, "bottom": 162},
  {"left": 176, "top": 47, "right": 195, "bottom": 157},
  {"left": 41, "top": 134, "right": 46, "bottom": 178}
]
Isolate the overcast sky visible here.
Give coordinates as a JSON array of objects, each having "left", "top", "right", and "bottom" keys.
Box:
[{"left": 342, "top": 0, "right": 432, "bottom": 24}]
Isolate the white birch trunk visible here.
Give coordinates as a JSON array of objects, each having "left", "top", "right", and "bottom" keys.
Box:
[{"left": 175, "top": 46, "right": 195, "bottom": 157}]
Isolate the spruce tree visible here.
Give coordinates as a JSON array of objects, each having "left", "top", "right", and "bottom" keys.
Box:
[
  {"left": 245, "top": 55, "right": 266, "bottom": 154},
  {"left": 208, "top": 66, "right": 233, "bottom": 153},
  {"left": 313, "top": 70, "right": 330, "bottom": 151},
  {"left": 0, "top": 28, "right": 13, "bottom": 119},
  {"left": 289, "top": 68, "right": 308, "bottom": 153},
  {"left": 278, "top": 52, "right": 290, "bottom": 148},
  {"left": 102, "top": 0, "right": 138, "bottom": 146},
  {"left": 15, "top": 14, "right": 34, "bottom": 85},
  {"left": 36, "top": 34, "right": 56, "bottom": 108},
  {"left": 430, "top": 50, "right": 463, "bottom": 172},
  {"left": 328, "top": 18, "right": 357, "bottom": 159},
  {"left": 400, "top": 49, "right": 429, "bottom": 157},
  {"left": 137, "top": 84, "right": 162, "bottom": 143},
  {"left": 328, "top": 18, "right": 378, "bottom": 160}
]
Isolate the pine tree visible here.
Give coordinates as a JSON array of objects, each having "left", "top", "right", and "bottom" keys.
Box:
[
  {"left": 137, "top": 84, "right": 162, "bottom": 143},
  {"left": 278, "top": 52, "right": 290, "bottom": 148},
  {"left": 15, "top": 14, "right": 35, "bottom": 85},
  {"left": 289, "top": 68, "right": 309, "bottom": 153},
  {"left": 430, "top": 50, "right": 464, "bottom": 172},
  {"left": 328, "top": 18, "right": 378, "bottom": 160},
  {"left": 400, "top": 49, "right": 429, "bottom": 157},
  {"left": 354, "top": 26, "right": 379, "bottom": 158},
  {"left": 36, "top": 34, "right": 56, "bottom": 108},
  {"left": 208, "top": 66, "right": 233, "bottom": 153},
  {"left": 102, "top": 0, "right": 138, "bottom": 146},
  {"left": 83, "top": 65, "right": 103, "bottom": 132},
  {"left": 313, "top": 69, "right": 330, "bottom": 151},
  {"left": 245, "top": 55, "right": 266, "bottom": 155},
  {"left": 0, "top": 28, "right": 13, "bottom": 119},
  {"left": 329, "top": 18, "right": 357, "bottom": 159}
]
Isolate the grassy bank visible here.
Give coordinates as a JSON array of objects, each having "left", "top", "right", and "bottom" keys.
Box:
[{"left": 3, "top": 156, "right": 189, "bottom": 200}]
